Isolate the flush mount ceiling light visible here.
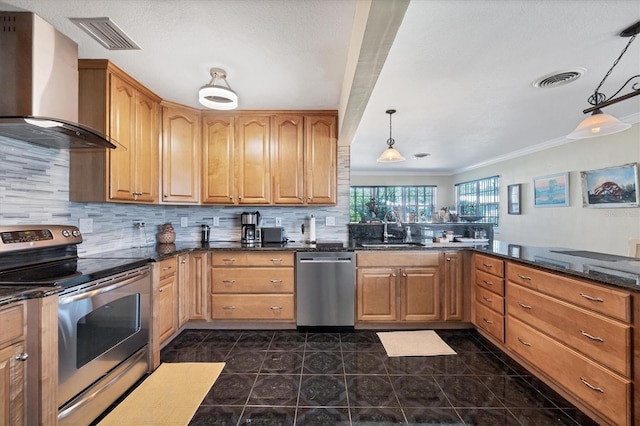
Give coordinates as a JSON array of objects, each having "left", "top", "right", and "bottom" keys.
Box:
[
  {"left": 198, "top": 68, "right": 238, "bottom": 110},
  {"left": 567, "top": 20, "right": 640, "bottom": 139},
  {"left": 376, "top": 109, "right": 406, "bottom": 163}
]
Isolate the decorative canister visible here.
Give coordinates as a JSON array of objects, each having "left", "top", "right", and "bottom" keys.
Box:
[
  {"left": 157, "top": 243, "right": 176, "bottom": 255},
  {"left": 157, "top": 231, "right": 176, "bottom": 244}
]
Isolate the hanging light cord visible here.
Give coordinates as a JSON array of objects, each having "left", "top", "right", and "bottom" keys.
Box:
[
  {"left": 588, "top": 33, "right": 637, "bottom": 106},
  {"left": 387, "top": 112, "right": 395, "bottom": 148}
]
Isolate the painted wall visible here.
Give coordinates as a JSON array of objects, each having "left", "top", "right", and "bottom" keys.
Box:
[
  {"left": 0, "top": 137, "right": 350, "bottom": 256},
  {"left": 451, "top": 123, "right": 640, "bottom": 256}
]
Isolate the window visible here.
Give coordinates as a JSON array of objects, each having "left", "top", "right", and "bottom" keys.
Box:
[
  {"left": 350, "top": 186, "right": 437, "bottom": 223},
  {"left": 455, "top": 176, "right": 500, "bottom": 226}
]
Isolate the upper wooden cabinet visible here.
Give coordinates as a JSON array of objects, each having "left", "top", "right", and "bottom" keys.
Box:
[
  {"left": 161, "top": 102, "right": 201, "bottom": 204},
  {"left": 202, "top": 111, "right": 337, "bottom": 206},
  {"left": 70, "top": 60, "right": 161, "bottom": 203}
]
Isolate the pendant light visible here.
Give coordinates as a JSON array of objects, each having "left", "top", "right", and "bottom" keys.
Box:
[
  {"left": 198, "top": 68, "right": 238, "bottom": 110},
  {"left": 376, "top": 109, "right": 406, "bottom": 163},
  {"left": 567, "top": 20, "right": 640, "bottom": 139}
]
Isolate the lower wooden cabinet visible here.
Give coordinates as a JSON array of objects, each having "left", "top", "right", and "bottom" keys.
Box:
[
  {"left": 189, "top": 252, "right": 209, "bottom": 321},
  {"left": 157, "top": 257, "right": 178, "bottom": 344},
  {"left": 210, "top": 252, "right": 295, "bottom": 322},
  {"left": 0, "top": 303, "right": 26, "bottom": 426},
  {"left": 177, "top": 253, "right": 189, "bottom": 328}
]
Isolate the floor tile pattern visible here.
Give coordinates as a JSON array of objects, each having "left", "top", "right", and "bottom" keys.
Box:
[{"left": 135, "top": 329, "right": 602, "bottom": 425}]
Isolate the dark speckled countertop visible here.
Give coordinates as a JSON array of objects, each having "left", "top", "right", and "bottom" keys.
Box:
[{"left": 1, "top": 239, "right": 638, "bottom": 306}]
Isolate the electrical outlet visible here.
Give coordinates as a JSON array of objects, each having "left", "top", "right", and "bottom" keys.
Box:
[
  {"left": 78, "top": 218, "right": 93, "bottom": 233},
  {"left": 325, "top": 216, "right": 335, "bottom": 226},
  {"left": 275, "top": 217, "right": 282, "bottom": 227},
  {"left": 180, "top": 217, "right": 188, "bottom": 227},
  {"left": 213, "top": 217, "right": 219, "bottom": 226}
]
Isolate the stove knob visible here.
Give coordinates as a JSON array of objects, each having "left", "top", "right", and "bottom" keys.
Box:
[
  {"left": 62, "top": 230, "right": 71, "bottom": 237},
  {"left": 72, "top": 230, "right": 81, "bottom": 237}
]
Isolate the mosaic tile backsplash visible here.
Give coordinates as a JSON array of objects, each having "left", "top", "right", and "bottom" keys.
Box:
[{"left": 0, "top": 137, "right": 350, "bottom": 255}]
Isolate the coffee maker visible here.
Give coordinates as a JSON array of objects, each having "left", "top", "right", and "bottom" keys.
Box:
[{"left": 240, "top": 211, "right": 261, "bottom": 244}]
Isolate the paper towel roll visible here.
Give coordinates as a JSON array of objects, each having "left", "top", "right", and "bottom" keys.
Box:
[{"left": 309, "top": 216, "right": 316, "bottom": 243}]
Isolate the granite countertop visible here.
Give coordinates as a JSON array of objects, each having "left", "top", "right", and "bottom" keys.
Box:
[{"left": 477, "top": 241, "right": 640, "bottom": 293}]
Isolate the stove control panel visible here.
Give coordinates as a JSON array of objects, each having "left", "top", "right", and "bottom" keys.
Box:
[{"left": 0, "top": 225, "right": 83, "bottom": 253}]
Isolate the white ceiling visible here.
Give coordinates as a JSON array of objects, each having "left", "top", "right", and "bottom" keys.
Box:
[{"left": 2, "top": 0, "right": 639, "bottom": 175}]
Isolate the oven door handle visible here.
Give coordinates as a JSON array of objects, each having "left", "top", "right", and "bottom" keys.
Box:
[{"left": 59, "top": 269, "right": 150, "bottom": 305}]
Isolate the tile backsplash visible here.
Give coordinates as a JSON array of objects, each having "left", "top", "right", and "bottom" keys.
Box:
[{"left": 0, "top": 136, "right": 350, "bottom": 255}]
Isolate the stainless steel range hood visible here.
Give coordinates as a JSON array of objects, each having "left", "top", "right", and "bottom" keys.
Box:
[{"left": 0, "top": 12, "right": 115, "bottom": 149}]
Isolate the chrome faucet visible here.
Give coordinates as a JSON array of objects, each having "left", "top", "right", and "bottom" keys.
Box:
[{"left": 383, "top": 210, "right": 399, "bottom": 243}]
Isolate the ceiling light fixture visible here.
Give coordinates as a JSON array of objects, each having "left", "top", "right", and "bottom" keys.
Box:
[
  {"left": 567, "top": 20, "right": 640, "bottom": 139},
  {"left": 376, "top": 109, "right": 406, "bottom": 163},
  {"left": 198, "top": 68, "right": 238, "bottom": 110}
]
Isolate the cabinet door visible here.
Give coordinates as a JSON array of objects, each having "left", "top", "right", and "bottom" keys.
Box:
[
  {"left": 443, "top": 252, "right": 463, "bottom": 321},
  {"left": 161, "top": 104, "right": 201, "bottom": 203},
  {"left": 400, "top": 267, "right": 440, "bottom": 321},
  {"left": 177, "top": 254, "right": 189, "bottom": 328},
  {"left": 304, "top": 115, "right": 337, "bottom": 205},
  {"left": 189, "top": 252, "right": 209, "bottom": 320},
  {"left": 0, "top": 342, "right": 26, "bottom": 426},
  {"left": 272, "top": 114, "right": 304, "bottom": 204},
  {"left": 108, "top": 73, "right": 136, "bottom": 201},
  {"left": 158, "top": 275, "right": 178, "bottom": 343},
  {"left": 202, "top": 115, "right": 236, "bottom": 204},
  {"left": 134, "top": 90, "right": 159, "bottom": 202},
  {"left": 237, "top": 115, "right": 271, "bottom": 204},
  {"left": 357, "top": 268, "right": 397, "bottom": 322}
]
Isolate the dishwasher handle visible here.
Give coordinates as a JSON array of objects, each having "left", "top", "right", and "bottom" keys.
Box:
[{"left": 298, "top": 257, "right": 353, "bottom": 263}]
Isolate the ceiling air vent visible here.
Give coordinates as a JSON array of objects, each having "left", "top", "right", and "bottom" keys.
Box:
[
  {"left": 533, "top": 68, "right": 586, "bottom": 88},
  {"left": 70, "top": 17, "right": 140, "bottom": 50}
]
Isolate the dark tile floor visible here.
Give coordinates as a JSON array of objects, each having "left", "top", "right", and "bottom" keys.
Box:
[{"left": 154, "top": 328, "right": 599, "bottom": 426}]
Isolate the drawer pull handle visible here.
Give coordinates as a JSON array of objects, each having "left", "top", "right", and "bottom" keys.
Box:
[
  {"left": 517, "top": 337, "right": 531, "bottom": 347},
  {"left": 222, "top": 280, "right": 236, "bottom": 284},
  {"left": 579, "top": 293, "right": 604, "bottom": 303},
  {"left": 580, "top": 330, "right": 604, "bottom": 342},
  {"left": 482, "top": 280, "right": 493, "bottom": 286},
  {"left": 15, "top": 353, "right": 29, "bottom": 361},
  {"left": 516, "top": 273, "right": 531, "bottom": 281},
  {"left": 517, "top": 302, "right": 532, "bottom": 310},
  {"left": 222, "top": 258, "right": 236, "bottom": 263},
  {"left": 482, "top": 263, "right": 493, "bottom": 268},
  {"left": 270, "top": 279, "right": 283, "bottom": 284},
  {"left": 580, "top": 377, "right": 604, "bottom": 393},
  {"left": 482, "top": 296, "right": 493, "bottom": 303},
  {"left": 223, "top": 305, "right": 236, "bottom": 310},
  {"left": 270, "top": 306, "right": 283, "bottom": 310},
  {"left": 162, "top": 266, "right": 172, "bottom": 271},
  {"left": 482, "top": 318, "right": 493, "bottom": 325},
  {"left": 270, "top": 258, "right": 283, "bottom": 263}
]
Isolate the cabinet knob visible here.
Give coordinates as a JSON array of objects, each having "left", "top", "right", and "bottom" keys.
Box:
[
  {"left": 180, "top": 260, "right": 187, "bottom": 264},
  {"left": 391, "top": 273, "right": 396, "bottom": 277},
  {"left": 402, "top": 272, "right": 407, "bottom": 277},
  {"left": 15, "top": 353, "right": 29, "bottom": 361},
  {"left": 159, "top": 288, "right": 163, "bottom": 292},
  {"left": 446, "top": 257, "right": 451, "bottom": 261}
]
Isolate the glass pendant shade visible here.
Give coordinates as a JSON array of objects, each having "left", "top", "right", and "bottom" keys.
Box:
[
  {"left": 377, "top": 146, "right": 406, "bottom": 162},
  {"left": 567, "top": 109, "right": 632, "bottom": 139}
]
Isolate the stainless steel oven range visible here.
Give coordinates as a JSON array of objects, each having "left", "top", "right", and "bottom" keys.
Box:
[{"left": 0, "top": 225, "right": 151, "bottom": 426}]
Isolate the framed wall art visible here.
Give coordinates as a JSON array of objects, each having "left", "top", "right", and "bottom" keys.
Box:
[
  {"left": 507, "top": 184, "right": 521, "bottom": 214},
  {"left": 533, "top": 172, "right": 569, "bottom": 207},
  {"left": 580, "top": 163, "right": 638, "bottom": 208}
]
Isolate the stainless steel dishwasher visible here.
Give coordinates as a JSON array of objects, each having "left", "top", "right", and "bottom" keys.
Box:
[{"left": 295, "top": 251, "right": 356, "bottom": 329}]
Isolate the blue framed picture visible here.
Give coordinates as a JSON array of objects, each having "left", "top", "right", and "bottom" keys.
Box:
[{"left": 533, "top": 172, "right": 569, "bottom": 207}]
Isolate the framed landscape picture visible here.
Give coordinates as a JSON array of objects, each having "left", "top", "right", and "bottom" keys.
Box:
[
  {"left": 533, "top": 172, "right": 569, "bottom": 207},
  {"left": 580, "top": 163, "right": 639, "bottom": 208}
]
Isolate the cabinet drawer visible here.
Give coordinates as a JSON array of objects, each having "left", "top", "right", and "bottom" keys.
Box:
[
  {"left": 357, "top": 251, "right": 440, "bottom": 267},
  {"left": 475, "top": 269, "right": 505, "bottom": 296},
  {"left": 507, "top": 315, "right": 631, "bottom": 426},
  {"left": 158, "top": 257, "right": 177, "bottom": 278},
  {"left": 474, "top": 302, "right": 504, "bottom": 342},
  {"left": 211, "top": 294, "right": 294, "bottom": 320},
  {"left": 0, "top": 303, "right": 25, "bottom": 346},
  {"left": 507, "top": 262, "right": 630, "bottom": 322},
  {"left": 507, "top": 282, "right": 630, "bottom": 377},
  {"left": 211, "top": 252, "right": 294, "bottom": 267},
  {"left": 474, "top": 254, "right": 504, "bottom": 277},
  {"left": 211, "top": 268, "right": 294, "bottom": 293},
  {"left": 475, "top": 285, "right": 504, "bottom": 315}
]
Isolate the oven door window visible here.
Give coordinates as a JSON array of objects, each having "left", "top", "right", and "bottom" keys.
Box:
[{"left": 76, "top": 294, "right": 141, "bottom": 369}]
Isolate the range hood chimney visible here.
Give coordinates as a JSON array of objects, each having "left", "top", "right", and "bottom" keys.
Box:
[{"left": 0, "top": 12, "right": 115, "bottom": 149}]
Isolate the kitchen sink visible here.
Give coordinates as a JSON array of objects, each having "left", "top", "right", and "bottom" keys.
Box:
[{"left": 359, "top": 242, "right": 425, "bottom": 248}]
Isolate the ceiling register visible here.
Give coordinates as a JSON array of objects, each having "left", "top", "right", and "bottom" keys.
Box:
[{"left": 567, "top": 20, "right": 640, "bottom": 139}]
